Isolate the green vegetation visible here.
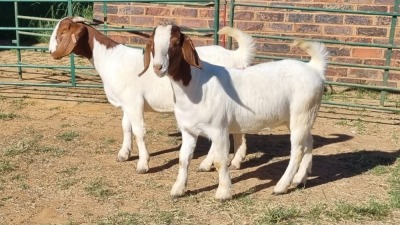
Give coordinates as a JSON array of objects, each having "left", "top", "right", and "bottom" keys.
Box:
[
  {"left": 0, "top": 161, "right": 16, "bottom": 174},
  {"left": 4, "top": 135, "right": 65, "bottom": 157},
  {"left": 322, "top": 92, "right": 333, "bottom": 101},
  {"left": 10, "top": 99, "right": 29, "bottom": 110},
  {"left": 335, "top": 117, "right": 367, "bottom": 134},
  {"left": 329, "top": 200, "right": 390, "bottom": 221},
  {"left": 98, "top": 212, "right": 140, "bottom": 225},
  {"left": 0, "top": 112, "right": 17, "bottom": 120},
  {"left": 33, "top": 2, "right": 93, "bottom": 43},
  {"left": 85, "top": 177, "right": 115, "bottom": 199},
  {"left": 96, "top": 209, "right": 187, "bottom": 225},
  {"left": 59, "top": 166, "right": 79, "bottom": 176},
  {"left": 257, "top": 206, "right": 301, "bottom": 224},
  {"left": 59, "top": 178, "right": 79, "bottom": 190},
  {"left": 370, "top": 165, "right": 391, "bottom": 175},
  {"left": 11, "top": 174, "right": 29, "bottom": 189},
  {"left": 355, "top": 88, "right": 380, "bottom": 100},
  {"left": 57, "top": 131, "right": 79, "bottom": 142},
  {"left": 389, "top": 159, "right": 400, "bottom": 208},
  {"left": 251, "top": 159, "right": 400, "bottom": 224},
  {"left": 58, "top": 166, "right": 79, "bottom": 190}
]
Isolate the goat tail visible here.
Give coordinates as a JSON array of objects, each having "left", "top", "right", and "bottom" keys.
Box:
[
  {"left": 218, "top": 27, "right": 256, "bottom": 68},
  {"left": 293, "top": 39, "right": 329, "bottom": 80}
]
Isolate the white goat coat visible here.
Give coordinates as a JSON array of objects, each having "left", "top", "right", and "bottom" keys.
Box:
[
  {"left": 173, "top": 60, "right": 324, "bottom": 136},
  {"left": 167, "top": 60, "right": 325, "bottom": 200},
  {"left": 90, "top": 40, "right": 172, "bottom": 112}
]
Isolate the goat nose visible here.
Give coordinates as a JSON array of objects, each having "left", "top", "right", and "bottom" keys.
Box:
[
  {"left": 153, "top": 64, "right": 162, "bottom": 71},
  {"left": 153, "top": 65, "right": 163, "bottom": 75}
]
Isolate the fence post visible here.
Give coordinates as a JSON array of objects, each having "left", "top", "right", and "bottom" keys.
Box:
[
  {"left": 227, "top": 0, "right": 235, "bottom": 49},
  {"left": 379, "top": 0, "right": 399, "bottom": 106},
  {"left": 103, "top": 1, "right": 108, "bottom": 36},
  {"left": 13, "top": 1, "right": 22, "bottom": 80},
  {"left": 67, "top": 0, "right": 76, "bottom": 87},
  {"left": 213, "top": 0, "right": 220, "bottom": 45}
]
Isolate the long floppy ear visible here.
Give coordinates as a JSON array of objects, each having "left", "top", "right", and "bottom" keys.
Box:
[
  {"left": 50, "top": 23, "right": 87, "bottom": 59},
  {"left": 138, "top": 40, "right": 152, "bottom": 76},
  {"left": 182, "top": 34, "right": 201, "bottom": 69}
]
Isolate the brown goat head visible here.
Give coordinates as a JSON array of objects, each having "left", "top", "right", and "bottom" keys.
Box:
[
  {"left": 50, "top": 17, "right": 88, "bottom": 60},
  {"left": 139, "top": 25, "right": 201, "bottom": 82}
]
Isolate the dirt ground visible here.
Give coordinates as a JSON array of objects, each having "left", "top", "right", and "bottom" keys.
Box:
[{"left": 0, "top": 50, "right": 400, "bottom": 224}]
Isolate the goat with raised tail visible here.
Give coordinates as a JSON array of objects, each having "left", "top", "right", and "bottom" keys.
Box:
[
  {"left": 48, "top": 17, "right": 255, "bottom": 173},
  {"left": 141, "top": 25, "right": 329, "bottom": 200}
]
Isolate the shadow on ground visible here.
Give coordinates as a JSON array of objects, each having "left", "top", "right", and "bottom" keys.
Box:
[{"left": 147, "top": 132, "right": 399, "bottom": 198}]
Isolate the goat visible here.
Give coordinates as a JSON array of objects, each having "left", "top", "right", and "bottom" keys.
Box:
[
  {"left": 48, "top": 17, "right": 255, "bottom": 173},
  {"left": 141, "top": 25, "right": 329, "bottom": 200}
]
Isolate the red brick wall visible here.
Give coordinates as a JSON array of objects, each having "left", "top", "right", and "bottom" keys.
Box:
[{"left": 93, "top": 0, "right": 400, "bottom": 88}]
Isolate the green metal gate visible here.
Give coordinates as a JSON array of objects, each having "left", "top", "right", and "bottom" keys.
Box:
[
  {"left": 0, "top": 0, "right": 219, "bottom": 88},
  {"left": 228, "top": 0, "right": 400, "bottom": 112}
]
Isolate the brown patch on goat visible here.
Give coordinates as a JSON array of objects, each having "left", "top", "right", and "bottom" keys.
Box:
[
  {"left": 166, "top": 26, "right": 201, "bottom": 86},
  {"left": 51, "top": 17, "right": 118, "bottom": 60}
]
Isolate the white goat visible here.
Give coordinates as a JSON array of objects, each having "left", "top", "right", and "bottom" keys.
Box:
[
  {"left": 48, "top": 17, "right": 254, "bottom": 173},
  {"left": 141, "top": 25, "right": 329, "bottom": 200}
]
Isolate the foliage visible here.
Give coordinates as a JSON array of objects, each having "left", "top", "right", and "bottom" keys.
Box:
[{"left": 27, "top": 2, "right": 93, "bottom": 43}]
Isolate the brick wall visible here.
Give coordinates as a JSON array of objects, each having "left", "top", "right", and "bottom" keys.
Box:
[{"left": 93, "top": 0, "right": 400, "bottom": 88}]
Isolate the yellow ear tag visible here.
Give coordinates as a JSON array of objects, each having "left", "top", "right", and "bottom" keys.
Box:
[{"left": 72, "top": 34, "right": 77, "bottom": 44}]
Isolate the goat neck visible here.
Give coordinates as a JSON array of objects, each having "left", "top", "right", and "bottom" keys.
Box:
[{"left": 74, "top": 23, "right": 119, "bottom": 60}]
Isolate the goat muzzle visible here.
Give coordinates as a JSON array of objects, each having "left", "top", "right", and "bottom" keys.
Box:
[{"left": 153, "top": 64, "right": 164, "bottom": 76}]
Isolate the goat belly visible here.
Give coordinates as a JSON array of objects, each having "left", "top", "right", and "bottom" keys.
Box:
[{"left": 229, "top": 116, "right": 283, "bottom": 133}]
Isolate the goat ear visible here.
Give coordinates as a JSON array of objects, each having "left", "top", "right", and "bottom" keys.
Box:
[
  {"left": 182, "top": 35, "right": 201, "bottom": 69},
  {"left": 138, "top": 41, "right": 152, "bottom": 76},
  {"left": 50, "top": 23, "right": 87, "bottom": 59}
]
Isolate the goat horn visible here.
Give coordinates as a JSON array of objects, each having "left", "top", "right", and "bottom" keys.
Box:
[{"left": 71, "top": 16, "right": 92, "bottom": 23}]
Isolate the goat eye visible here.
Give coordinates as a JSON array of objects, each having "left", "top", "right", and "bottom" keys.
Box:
[{"left": 170, "top": 38, "right": 179, "bottom": 47}]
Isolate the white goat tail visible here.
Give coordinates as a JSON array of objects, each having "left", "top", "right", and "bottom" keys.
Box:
[
  {"left": 293, "top": 39, "right": 329, "bottom": 80},
  {"left": 218, "top": 26, "right": 255, "bottom": 68}
]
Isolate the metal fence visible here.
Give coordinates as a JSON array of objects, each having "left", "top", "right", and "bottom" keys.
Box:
[
  {"left": 0, "top": 0, "right": 399, "bottom": 112},
  {"left": 0, "top": 0, "right": 219, "bottom": 88},
  {"left": 228, "top": 0, "right": 400, "bottom": 112}
]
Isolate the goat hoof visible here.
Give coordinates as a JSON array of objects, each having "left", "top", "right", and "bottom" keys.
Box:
[
  {"left": 215, "top": 189, "right": 232, "bottom": 201},
  {"left": 272, "top": 186, "right": 288, "bottom": 195},
  {"left": 197, "top": 163, "right": 213, "bottom": 172},
  {"left": 229, "top": 163, "right": 241, "bottom": 170},
  {"left": 136, "top": 160, "right": 149, "bottom": 174},
  {"left": 294, "top": 182, "right": 306, "bottom": 189},
  {"left": 170, "top": 193, "right": 185, "bottom": 199},
  {"left": 116, "top": 156, "right": 128, "bottom": 162},
  {"left": 197, "top": 167, "right": 212, "bottom": 172},
  {"left": 116, "top": 151, "right": 130, "bottom": 162},
  {"left": 271, "top": 191, "right": 286, "bottom": 196},
  {"left": 136, "top": 167, "right": 148, "bottom": 174},
  {"left": 170, "top": 188, "right": 186, "bottom": 198}
]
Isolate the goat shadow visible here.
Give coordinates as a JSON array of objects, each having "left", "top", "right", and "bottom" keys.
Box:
[
  {"left": 150, "top": 132, "right": 400, "bottom": 198},
  {"left": 145, "top": 132, "right": 352, "bottom": 173}
]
